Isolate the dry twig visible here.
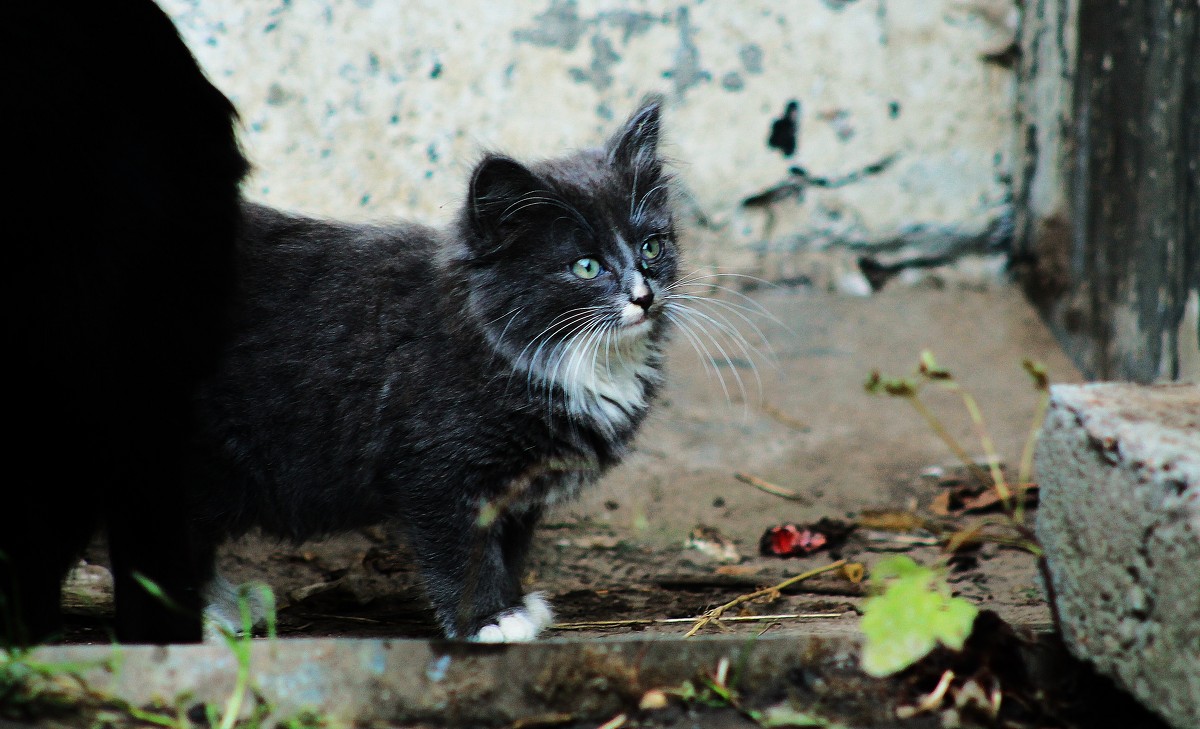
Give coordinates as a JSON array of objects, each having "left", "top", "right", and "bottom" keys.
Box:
[
  {"left": 733, "top": 472, "right": 811, "bottom": 504},
  {"left": 683, "top": 559, "right": 849, "bottom": 638},
  {"left": 550, "top": 612, "right": 841, "bottom": 632}
]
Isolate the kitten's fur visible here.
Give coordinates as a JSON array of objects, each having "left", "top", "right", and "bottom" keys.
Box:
[{"left": 190, "top": 99, "right": 676, "bottom": 640}]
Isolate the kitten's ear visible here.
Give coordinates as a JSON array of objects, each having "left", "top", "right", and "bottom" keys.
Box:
[
  {"left": 606, "top": 94, "right": 663, "bottom": 172},
  {"left": 468, "top": 154, "right": 546, "bottom": 242}
]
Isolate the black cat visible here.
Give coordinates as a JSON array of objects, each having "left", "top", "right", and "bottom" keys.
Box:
[
  {"left": 191, "top": 99, "right": 678, "bottom": 640},
  {"left": 3, "top": 2, "right": 248, "bottom": 644}
]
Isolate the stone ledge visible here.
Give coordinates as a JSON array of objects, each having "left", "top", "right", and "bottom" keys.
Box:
[
  {"left": 1035, "top": 382, "right": 1200, "bottom": 729},
  {"left": 24, "top": 634, "right": 869, "bottom": 725}
]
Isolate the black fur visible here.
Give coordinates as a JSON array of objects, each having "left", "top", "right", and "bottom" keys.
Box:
[
  {"left": 191, "top": 99, "right": 676, "bottom": 637},
  {"left": 2, "top": 2, "right": 248, "bottom": 644}
]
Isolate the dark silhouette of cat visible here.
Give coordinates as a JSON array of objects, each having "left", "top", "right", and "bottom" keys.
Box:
[
  {"left": 2, "top": 2, "right": 248, "bottom": 645},
  {"left": 191, "top": 98, "right": 676, "bottom": 640}
]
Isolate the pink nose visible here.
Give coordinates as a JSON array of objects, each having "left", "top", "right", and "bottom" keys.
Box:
[{"left": 631, "top": 289, "right": 654, "bottom": 310}]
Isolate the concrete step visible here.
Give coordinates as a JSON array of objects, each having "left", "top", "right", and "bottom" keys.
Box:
[{"left": 1035, "top": 382, "right": 1200, "bottom": 729}]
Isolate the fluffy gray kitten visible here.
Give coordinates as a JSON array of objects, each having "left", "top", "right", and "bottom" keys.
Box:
[{"left": 190, "top": 98, "right": 679, "bottom": 641}]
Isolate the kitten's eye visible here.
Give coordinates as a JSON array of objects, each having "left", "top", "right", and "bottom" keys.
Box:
[
  {"left": 571, "top": 257, "right": 602, "bottom": 279},
  {"left": 641, "top": 237, "right": 664, "bottom": 261}
]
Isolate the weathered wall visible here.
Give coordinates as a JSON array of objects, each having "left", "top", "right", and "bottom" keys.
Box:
[
  {"left": 162, "top": 0, "right": 1018, "bottom": 286},
  {"left": 1013, "top": 0, "right": 1200, "bottom": 383}
]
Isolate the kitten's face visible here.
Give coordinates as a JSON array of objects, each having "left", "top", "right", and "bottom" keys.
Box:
[{"left": 461, "top": 99, "right": 677, "bottom": 399}]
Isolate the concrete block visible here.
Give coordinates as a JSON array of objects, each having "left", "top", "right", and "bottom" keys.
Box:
[{"left": 1035, "top": 382, "right": 1200, "bottom": 729}]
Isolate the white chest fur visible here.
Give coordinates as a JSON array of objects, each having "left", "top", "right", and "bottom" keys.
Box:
[{"left": 550, "top": 331, "right": 660, "bottom": 434}]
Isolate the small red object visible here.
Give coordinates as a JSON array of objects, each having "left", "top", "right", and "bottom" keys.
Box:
[{"left": 761, "top": 524, "right": 829, "bottom": 557}]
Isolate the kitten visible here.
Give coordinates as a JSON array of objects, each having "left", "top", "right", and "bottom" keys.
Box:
[
  {"left": 190, "top": 98, "right": 677, "bottom": 640},
  {"left": 3, "top": 1, "right": 247, "bottom": 646}
]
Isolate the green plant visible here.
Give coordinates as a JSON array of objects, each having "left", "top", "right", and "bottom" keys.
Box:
[
  {"left": 134, "top": 572, "right": 278, "bottom": 728},
  {"left": 858, "top": 555, "right": 978, "bottom": 677},
  {"left": 276, "top": 709, "right": 331, "bottom": 728},
  {"left": 865, "top": 351, "right": 1049, "bottom": 554},
  {"left": 858, "top": 353, "right": 1051, "bottom": 679},
  {"left": 1, "top": 647, "right": 112, "bottom": 722},
  {"left": 0, "top": 575, "right": 304, "bottom": 729},
  {"left": 209, "top": 582, "right": 277, "bottom": 729}
]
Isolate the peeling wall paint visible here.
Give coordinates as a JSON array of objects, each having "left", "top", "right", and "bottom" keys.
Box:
[{"left": 161, "top": 0, "right": 1019, "bottom": 276}]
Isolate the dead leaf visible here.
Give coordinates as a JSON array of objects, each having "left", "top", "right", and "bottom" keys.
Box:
[
  {"left": 715, "top": 564, "right": 761, "bottom": 576},
  {"left": 859, "top": 509, "right": 928, "bottom": 532},
  {"left": 931, "top": 483, "right": 1039, "bottom": 517},
  {"left": 958, "top": 489, "right": 1005, "bottom": 512},
  {"left": 841, "top": 562, "right": 866, "bottom": 583},
  {"left": 363, "top": 545, "right": 410, "bottom": 575},
  {"left": 929, "top": 491, "right": 955, "bottom": 517},
  {"left": 943, "top": 524, "right": 985, "bottom": 553}
]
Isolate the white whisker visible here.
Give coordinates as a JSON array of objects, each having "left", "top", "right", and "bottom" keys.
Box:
[
  {"left": 629, "top": 164, "right": 639, "bottom": 220},
  {"left": 507, "top": 307, "right": 601, "bottom": 401},
  {"left": 499, "top": 193, "right": 595, "bottom": 236},
  {"left": 663, "top": 309, "right": 730, "bottom": 403},
  {"left": 664, "top": 294, "right": 778, "bottom": 362},
  {"left": 564, "top": 317, "right": 605, "bottom": 397},
  {"left": 666, "top": 303, "right": 754, "bottom": 404},
  {"left": 486, "top": 305, "right": 526, "bottom": 369},
  {"left": 483, "top": 305, "right": 525, "bottom": 328},
  {"left": 633, "top": 182, "right": 669, "bottom": 224},
  {"left": 665, "top": 272, "right": 791, "bottom": 335},
  {"left": 532, "top": 312, "right": 600, "bottom": 387}
]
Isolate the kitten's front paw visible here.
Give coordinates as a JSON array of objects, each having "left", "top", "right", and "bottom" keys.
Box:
[{"left": 472, "top": 593, "right": 553, "bottom": 643}]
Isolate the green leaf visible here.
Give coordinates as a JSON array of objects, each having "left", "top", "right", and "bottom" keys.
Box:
[
  {"left": 918, "top": 350, "right": 951, "bottom": 380},
  {"left": 859, "top": 556, "right": 978, "bottom": 677},
  {"left": 866, "top": 554, "right": 925, "bottom": 581}
]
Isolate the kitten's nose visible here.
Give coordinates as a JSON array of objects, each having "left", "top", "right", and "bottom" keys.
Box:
[{"left": 631, "top": 287, "right": 654, "bottom": 311}]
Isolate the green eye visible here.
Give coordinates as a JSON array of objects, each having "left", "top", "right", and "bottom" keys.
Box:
[
  {"left": 572, "top": 257, "right": 602, "bottom": 279},
  {"left": 641, "top": 237, "right": 664, "bottom": 260}
]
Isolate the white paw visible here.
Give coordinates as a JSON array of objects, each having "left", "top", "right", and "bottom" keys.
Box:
[
  {"left": 202, "top": 572, "right": 270, "bottom": 641},
  {"left": 472, "top": 593, "right": 553, "bottom": 643}
]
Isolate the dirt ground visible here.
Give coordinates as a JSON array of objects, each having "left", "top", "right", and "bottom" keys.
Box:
[{"left": 60, "top": 280, "right": 1084, "bottom": 645}]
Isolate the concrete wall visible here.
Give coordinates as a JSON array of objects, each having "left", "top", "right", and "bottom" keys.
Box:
[
  {"left": 1012, "top": 0, "right": 1200, "bottom": 383},
  {"left": 162, "top": 0, "right": 1018, "bottom": 281}
]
